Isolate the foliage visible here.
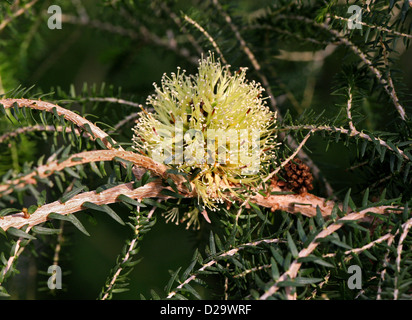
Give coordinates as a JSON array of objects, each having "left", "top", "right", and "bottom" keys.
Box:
[{"left": 0, "top": 0, "right": 411, "bottom": 300}]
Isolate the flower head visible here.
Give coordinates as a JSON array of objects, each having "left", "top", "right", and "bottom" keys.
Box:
[{"left": 133, "top": 53, "right": 278, "bottom": 213}]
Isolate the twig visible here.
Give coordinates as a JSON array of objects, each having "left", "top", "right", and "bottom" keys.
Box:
[
  {"left": 100, "top": 206, "right": 155, "bottom": 300},
  {"left": 79, "top": 97, "right": 144, "bottom": 110},
  {"left": 0, "top": 124, "right": 82, "bottom": 144},
  {"left": 377, "top": 229, "right": 396, "bottom": 300},
  {"left": 183, "top": 15, "right": 228, "bottom": 66},
  {"left": 347, "top": 86, "right": 356, "bottom": 133},
  {"left": 280, "top": 15, "right": 407, "bottom": 120},
  {"left": 259, "top": 205, "right": 395, "bottom": 299},
  {"left": 0, "top": 0, "right": 39, "bottom": 33},
  {"left": 0, "top": 227, "right": 32, "bottom": 287},
  {"left": 394, "top": 218, "right": 412, "bottom": 300},
  {"left": 211, "top": 0, "right": 276, "bottom": 110},
  {"left": 331, "top": 14, "right": 412, "bottom": 40},
  {"left": 263, "top": 130, "right": 314, "bottom": 183},
  {"left": 0, "top": 149, "right": 189, "bottom": 198},
  {"left": 0, "top": 181, "right": 170, "bottom": 232},
  {"left": 167, "top": 238, "right": 281, "bottom": 299},
  {"left": 0, "top": 99, "right": 121, "bottom": 150},
  {"left": 281, "top": 125, "right": 410, "bottom": 161},
  {"left": 159, "top": 2, "right": 204, "bottom": 56}
]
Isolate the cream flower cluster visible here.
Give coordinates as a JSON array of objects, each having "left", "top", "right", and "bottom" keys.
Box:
[{"left": 133, "top": 53, "right": 277, "bottom": 211}]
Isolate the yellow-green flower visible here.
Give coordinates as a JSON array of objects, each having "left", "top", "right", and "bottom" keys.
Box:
[{"left": 133, "top": 53, "right": 278, "bottom": 211}]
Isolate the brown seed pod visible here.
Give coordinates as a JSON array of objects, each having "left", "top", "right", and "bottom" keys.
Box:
[{"left": 273, "top": 158, "right": 314, "bottom": 194}]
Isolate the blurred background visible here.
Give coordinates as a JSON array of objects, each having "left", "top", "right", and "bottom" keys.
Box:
[{"left": 1, "top": 0, "right": 411, "bottom": 299}]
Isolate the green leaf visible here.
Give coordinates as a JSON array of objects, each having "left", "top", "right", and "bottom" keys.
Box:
[
  {"left": 248, "top": 201, "right": 268, "bottom": 222},
  {"left": 297, "top": 219, "right": 306, "bottom": 242},
  {"left": 141, "top": 171, "right": 151, "bottom": 186},
  {"left": 83, "top": 123, "right": 95, "bottom": 139},
  {"left": 270, "top": 257, "right": 279, "bottom": 280},
  {"left": 160, "top": 188, "right": 184, "bottom": 199},
  {"left": 315, "top": 205, "right": 325, "bottom": 226},
  {"left": 343, "top": 188, "right": 352, "bottom": 213},
  {"left": 362, "top": 188, "right": 369, "bottom": 207},
  {"left": 329, "top": 238, "right": 352, "bottom": 250},
  {"left": 64, "top": 167, "right": 81, "bottom": 179},
  {"left": 165, "top": 267, "right": 181, "bottom": 294},
  {"left": 60, "top": 186, "right": 85, "bottom": 203},
  {"left": 47, "top": 213, "right": 90, "bottom": 236},
  {"left": 142, "top": 198, "right": 167, "bottom": 209},
  {"left": 32, "top": 226, "right": 61, "bottom": 235},
  {"left": 111, "top": 288, "right": 129, "bottom": 294},
  {"left": 209, "top": 231, "right": 216, "bottom": 255},
  {"left": 7, "top": 227, "right": 36, "bottom": 240},
  {"left": 287, "top": 232, "right": 298, "bottom": 258},
  {"left": 89, "top": 162, "right": 103, "bottom": 178},
  {"left": 166, "top": 178, "right": 179, "bottom": 193},
  {"left": 298, "top": 255, "right": 334, "bottom": 268},
  {"left": 0, "top": 208, "right": 21, "bottom": 217},
  {"left": 182, "top": 258, "right": 198, "bottom": 280},
  {"left": 82, "top": 202, "right": 124, "bottom": 225},
  {"left": 117, "top": 194, "right": 146, "bottom": 207},
  {"left": 278, "top": 277, "right": 323, "bottom": 287}
]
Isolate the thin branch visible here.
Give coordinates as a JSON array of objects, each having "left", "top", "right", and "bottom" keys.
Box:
[
  {"left": 211, "top": 0, "right": 276, "bottom": 110},
  {"left": 159, "top": 2, "right": 204, "bottom": 56},
  {"left": 263, "top": 130, "right": 314, "bottom": 183},
  {"left": 377, "top": 228, "right": 396, "bottom": 300},
  {"left": 0, "top": 149, "right": 189, "bottom": 197},
  {"left": 250, "top": 184, "right": 337, "bottom": 218},
  {"left": 100, "top": 206, "right": 155, "bottom": 300},
  {"left": 259, "top": 205, "right": 396, "bottom": 299},
  {"left": 0, "top": 0, "right": 39, "bottom": 33},
  {"left": 0, "top": 227, "right": 32, "bottom": 287},
  {"left": 167, "top": 238, "right": 281, "bottom": 299},
  {"left": 394, "top": 217, "right": 412, "bottom": 300},
  {"left": 331, "top": 14, "right": 412, "bottom": 40},
  {"left": 347, "top": 86, "right": 356, "bottom": 133},
  {"left": 0, "top": 124, "right": 82, "bottom": 144},
  {"left": 79, "top": 97, "right": 144, "bottom": 110},
  {"left": 0, "top": 181, "right": 169, "bottom": 232},
  {"left": 0, "top": 99, "right": 121, "bottom": 150},
  {"left": 279, "top": 15, "right": 407, "bottom": 120},
  {"left": 281, "top": 124, "right": 410, "bottom": 161},
  {"left": 183, "top": 15, "right": 228, "bottom": 66}
]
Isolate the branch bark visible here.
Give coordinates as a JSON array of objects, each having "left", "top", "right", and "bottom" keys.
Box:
[
  {"left": 0, "top": 98, "right": 120, "bottom": 150},
  {"left": 0, "top": 181, "right": 168, "bottom": 231}
]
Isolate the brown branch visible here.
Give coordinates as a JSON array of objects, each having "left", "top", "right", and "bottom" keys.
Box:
[
  {"left": 183, "top": 15, "right": 228, "bottom": 66},
  {"left": 0, "top": 181, "right": 169, "bottom": 232},
  {"left": 331, "top": 14, "right": 412, "bottom": 40},
  {"left": 167, "top": 238, "right": 281, "bottom": 299},
  {"left": 251, "top": 186, "right": 337, "bottom": 218},
  {"left": 0, "top": 98, "right": 121, "bottom": 150},
  {"left": 0, "top": 124, "right": 82, "bottom": 144},
  {"left": 0, "top": 0, "right": 39, "bottom": 33},
  {"left": 282, "top": 124, "right": 410, "bottom": 161},
  {"left": 277, "top": 15, "right": 407, "bottom": 121},
  {"left": 0, "top": 149, "right": 189, "bottom": 197},
  {"left": 259, "top": 205, "right": 396, "bottom": 299}
]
